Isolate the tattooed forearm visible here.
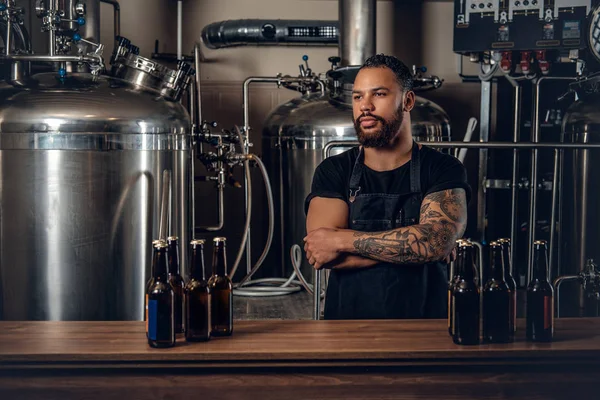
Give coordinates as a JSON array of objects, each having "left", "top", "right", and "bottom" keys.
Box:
[
  {"left": 351, "top": 189, "right": 467, "bottom": 264},
  {"left": 423, "top": 190, "right": 467, "bottom": 223}
]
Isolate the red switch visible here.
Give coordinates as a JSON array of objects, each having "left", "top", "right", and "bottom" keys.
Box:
[
  {"left": 535, "top": 50, "right": 550, "bottom": 75},
  {"left": 520, "top": 51, "right": 531, "bottom": 74},
  {"left": 500, "top": 52, "right": 512, "bottom": 73}
]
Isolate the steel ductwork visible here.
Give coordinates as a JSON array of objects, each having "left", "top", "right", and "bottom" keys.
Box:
[{"left": 201, "top": 19, "right": 339, "bottom": 49}]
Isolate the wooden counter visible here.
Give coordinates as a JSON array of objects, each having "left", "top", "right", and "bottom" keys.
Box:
[{"left": 1, "top": 318, "right": 599, "bottom": 399}]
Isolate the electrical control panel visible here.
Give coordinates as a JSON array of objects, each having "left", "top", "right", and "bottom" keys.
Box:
[{"left": 454, "top": 0, "right": 594, "bottom": 53}]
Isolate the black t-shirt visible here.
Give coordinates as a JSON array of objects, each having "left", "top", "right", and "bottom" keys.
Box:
[{"left": 305, "top": 145, "right": 471, "bottom": 214}]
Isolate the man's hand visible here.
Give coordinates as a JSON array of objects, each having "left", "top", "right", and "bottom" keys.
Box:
[{"left": 304, "top": 227, "right": 354, "bottom": 270}]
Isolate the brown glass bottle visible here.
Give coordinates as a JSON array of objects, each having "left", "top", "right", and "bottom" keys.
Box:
[
  {"left": 526, "top": 240, "right": 554, "bottom": 342},
  {"left": 208, "top": 237, "right": 233, "bottom": 336},
  {"left": 449, "top": 239, "right": 466, "bottom": 336},
  {"left": 482, "top": 241, "right": 513, "bottom": 343},
  {"left": 147, "top": 240, "right": 175, "bottom": 348},
  {"left": 167, "top": 236, "right": 185, "bottom": 335},
  {"left": 145, "top": 239, "right": 163, "bottom": 336},
  {"left": 498, "top": 238, "right": 517, "bottom": 333},
  {"left": 185, "top": 239, "right": 211, "bottom": 342},
  {"left": 451, "top": 242, "right": 480, "bottom": 345}
]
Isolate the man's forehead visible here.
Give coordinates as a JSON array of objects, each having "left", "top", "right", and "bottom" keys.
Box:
[{"left": 354, "top": 67, "right": 400, "bottom": 91}]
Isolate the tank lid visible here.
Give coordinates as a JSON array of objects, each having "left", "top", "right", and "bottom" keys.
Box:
[{"left": 0, "top": 73, "right": 190, "bottom": 134}]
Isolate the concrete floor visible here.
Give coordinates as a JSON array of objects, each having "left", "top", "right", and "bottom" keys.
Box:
[{"left": 233, "top": 291, "right": 314, "bottom": 320}]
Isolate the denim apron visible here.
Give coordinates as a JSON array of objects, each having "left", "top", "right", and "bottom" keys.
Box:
[{"left": 323, "top": 142, "right": 448, "bottom": 319}]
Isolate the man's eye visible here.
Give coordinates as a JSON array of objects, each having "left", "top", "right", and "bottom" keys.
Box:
[
  {"left": 353, "top": 95, "right": 361, "bottom": 100},
  {"left": 375, "top": 92, "right": 386, "bottom": 97}
]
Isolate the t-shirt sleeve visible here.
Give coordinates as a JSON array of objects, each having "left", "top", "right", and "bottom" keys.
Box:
[
  {"left": 304, "top": 158, "right": 347, "bottom": 215},
  {"left": 424, "top": 153, "right": 472, "bottom": 204}
]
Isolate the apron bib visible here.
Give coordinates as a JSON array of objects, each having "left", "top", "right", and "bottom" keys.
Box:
[{"left": 324, "top": 142, "right": 448, "bottom": 320}]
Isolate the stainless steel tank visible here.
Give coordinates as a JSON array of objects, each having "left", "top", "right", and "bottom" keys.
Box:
[
  {"left": 560, "top": 75, "right": 600, "bottom": 317},
  {"left": 262, "top": 85, "right": 451, "bottom": 281},
  {"left": 0, "top": 71, "right": 192, "bottom": 321}
]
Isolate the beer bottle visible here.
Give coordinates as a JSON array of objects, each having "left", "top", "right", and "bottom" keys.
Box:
[
  {"left": 167, "top": 236, "right": 185, "bottom": 335},
  {"left": 147, "top": 240, "right": 175, "bottom": 348},
  {"left": 449, "top": 239, "right": 465, "bottom": 336},
  {"left": 482, "top": 241, "right": 513, "bottom": 343},
  {"left": 498, "top": 238, "right": 518, "bottom": 333},
  {"left": 451, "top": 241, "right": 480, "bottom": 345},
  {"left": 526, "top": 240, "right": 554, "bottom": 342},
  {"left": 208, "top": 237, "right": 233, "bottom": 336},
  {"left": 146, "top": 239, "right": 164, "bottom": 336},
  {"left": 185, "top": 239, "right": 211, "bottom": 342}
]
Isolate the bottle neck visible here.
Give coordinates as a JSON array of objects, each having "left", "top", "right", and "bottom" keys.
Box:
[
  {"left": 168, "top": 242, "right": 180, "bottom": 275},
  {"left": 212, "top": 244, "right": 228, "bottom": 277},
  {"left": 490, "top": 247, "right": 505, "bottom": 281},
  {"left": 502, "top": 243, "right": 512, "bottom": 277},
  {"left": 153, "top": 248, "right": 168, "bottom": 280},
  {"left": 190, "top": 246, "right": 206, "bottom": 281},
  {"left": 532, "top": 247, "right": 549, "bottom": 281},
  {"left": 456, "top": 247, "right": 476, "bottom": 281}
]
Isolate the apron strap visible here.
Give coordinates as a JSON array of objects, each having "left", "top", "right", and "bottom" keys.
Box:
[
  {"left": 348, "top": 147, "right": 364, "bottom": 203},
  {"left": 409, "top": 140, "right": 422, "bottom": 195},
  {"left": 349, "top": 141, "right": 421, "bottom": 203}
]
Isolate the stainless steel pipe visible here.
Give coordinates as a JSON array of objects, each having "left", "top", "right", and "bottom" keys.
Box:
[
  {"left": 510, "top": 84, "right": 522, "bottom": 273},
  {"left": 549, "top": 149, "right": 560, "bottom": 279},
  {"left": 324, "top": 141, "right": 600, "bottom": 155},
  {"left": 242, "top": 76, "right": 325, "bottom": 274},
  {"left": 528, "top": 77, "right": 576, "bottom": 284},
  {"left": 339, "top": 0, "right": 376, "bottom": 66},
  {"left": 195, "top": 184, "right": 224, "bottom": 232},
  {"left": 100, "top": 0, "right": 120, "bottom": 43},
  {"left": 49, "top": 0, "right": 56, "bottom": 56},
  {"left": 478, "top": 80, "right": 492, "bottom": 243},
  {"left": 5, "top": 10, "right": 11, "bottom": 56},
  {"left": 0, "top": 54, "right": 101, "bottom": 63},
  {"left": 553, "top": 275, "right": 580, "bottom": 318}
]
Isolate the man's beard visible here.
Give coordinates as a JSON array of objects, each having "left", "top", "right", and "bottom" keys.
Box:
[{"left": 353, "top": 106, "right": 404, "bottom": 148}]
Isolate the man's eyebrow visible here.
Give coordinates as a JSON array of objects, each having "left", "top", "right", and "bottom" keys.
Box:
[{"left": 351, "top": 87, "right": 390, "bottom": 94}]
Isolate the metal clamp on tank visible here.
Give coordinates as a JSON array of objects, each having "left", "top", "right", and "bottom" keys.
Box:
[{"left": 110, "top": 36, "right": 194, "bottom": 101}]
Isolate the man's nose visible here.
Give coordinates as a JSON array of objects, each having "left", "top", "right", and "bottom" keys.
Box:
[{"left": 360, "top": 97, "right": 374, "bottom": 112}]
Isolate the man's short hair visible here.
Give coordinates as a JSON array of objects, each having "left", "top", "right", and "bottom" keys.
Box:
[{"left": 360, "top": 54, "right": 414, "bottom": 93}]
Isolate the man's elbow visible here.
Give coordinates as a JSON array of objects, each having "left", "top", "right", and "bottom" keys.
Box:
[{"left": 427, "top": 220, "right": 463, "bottom": 262}]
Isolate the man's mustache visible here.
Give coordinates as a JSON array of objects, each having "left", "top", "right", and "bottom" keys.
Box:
[{"left": 356, "top": 113, "right": 386, "bottom": 124}]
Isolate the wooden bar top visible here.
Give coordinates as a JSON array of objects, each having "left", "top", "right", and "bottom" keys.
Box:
[{"left": 1, "top": 318, "right": 600, "bottom": 368}]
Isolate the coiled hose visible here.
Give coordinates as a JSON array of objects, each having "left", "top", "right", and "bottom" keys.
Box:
[{"left": 229, "top": 126, "right": 320, "bottom": 297}]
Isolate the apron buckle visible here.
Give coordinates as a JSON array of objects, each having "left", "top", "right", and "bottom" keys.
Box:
[{"left": 349, "top": 187, "right": 361, "bottom": 203}]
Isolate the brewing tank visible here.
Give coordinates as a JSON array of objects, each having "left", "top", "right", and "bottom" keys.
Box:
[
  {"left": 262, "top": 88, "right": 451, "bottom": 281},
  {"left": 0, "top": 72, "right": 192, "bottom": 321},
  {"left": 560, "top": 75, "right": 600, "bottom": 317}
]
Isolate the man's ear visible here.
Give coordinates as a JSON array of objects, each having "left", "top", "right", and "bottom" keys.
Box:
[{"left": 404, "top": 90, "right": 416, "bottom": 112}]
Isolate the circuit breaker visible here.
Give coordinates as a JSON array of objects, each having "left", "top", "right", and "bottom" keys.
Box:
[{"left": 454, "top": 0, "right": 594, "bottom": 53}]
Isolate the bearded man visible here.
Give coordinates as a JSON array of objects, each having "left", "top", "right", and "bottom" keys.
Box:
[{"left": 304, "top": 54, "right": 471, "bottom": 320}]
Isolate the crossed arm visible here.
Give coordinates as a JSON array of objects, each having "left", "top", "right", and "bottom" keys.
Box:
[{"left": 304, "top": 188, "right": 467, "bottom": 269}]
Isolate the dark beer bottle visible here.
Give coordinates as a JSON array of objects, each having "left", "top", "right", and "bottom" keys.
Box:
[
  {"left": 482, "top": 241, "right": 513, "bottom": 343},
  {"left": 449, "top": 239, "right": 466, "bottom": 336},
  {"left": 185, "top": 239, "right": 211, "bottom": 342},
  {"left": 498, "top": 238, "right": 517, "bottom": 333},
  {"left": 526, "top": 240, "right": 554, "bottom": 342},
  {"left": 208, "top": 237, "right": 233, "bottom": 336},
  {"left": 146, "top": 239, "right": 163, "bottom": 334},
  {"left": 147, "top": 240, "right": 175, "bottom": 348},
  {"left": 167, "top": 236, "right": 185, "bottom": 335},
  {"left": 451, "top": 242, "right": 480, "bottom": 345}
]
